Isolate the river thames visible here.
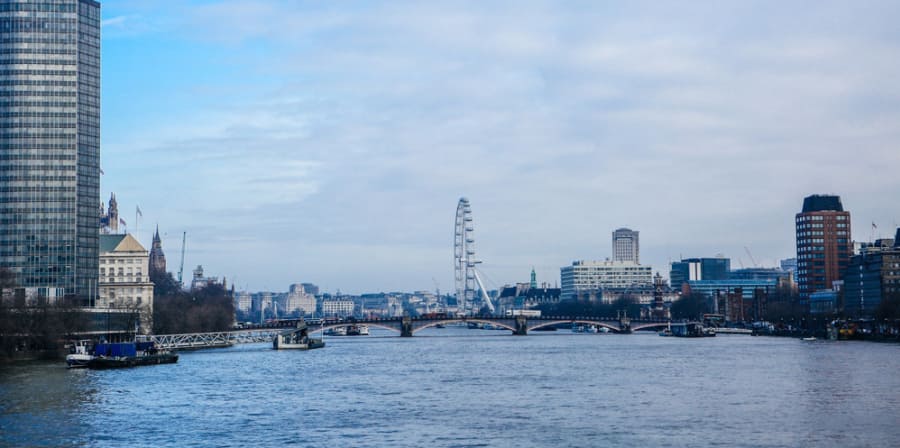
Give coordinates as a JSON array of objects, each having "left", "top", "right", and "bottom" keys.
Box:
[{"left": 2, "top": 328, "right": 900, "bottom": 447}]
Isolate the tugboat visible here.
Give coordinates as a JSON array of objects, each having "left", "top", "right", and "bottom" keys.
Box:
[
  {"left": 273, "top": 320, "right": 325, "bottom": 350},
  {"left": 87, "top": 341, "right": 178, "bottom": 369},
  {"left": 65, "top": 340, "right": 95, "bottom": 368}
]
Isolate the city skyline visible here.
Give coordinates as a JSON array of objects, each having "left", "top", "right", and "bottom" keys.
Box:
[{"left": 97, "top": 1, "right": 900, "bottom": 293}]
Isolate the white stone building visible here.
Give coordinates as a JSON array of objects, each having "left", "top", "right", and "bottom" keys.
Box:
[
  {"left": 321, "top": 299, "right": 355, "bottom": 317},
  {"left": 285, "top": 284, "right": 317, "bottom": 316},
  {"left": 99, "top": 234, "right": 154, "bottom": 334},
  {"left": 560, "top": 260, "right": 652, "bottom": 301}
]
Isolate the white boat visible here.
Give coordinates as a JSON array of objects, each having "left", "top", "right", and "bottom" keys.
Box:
[
  {"left": 325, "top": 326, "right": 347, "bottom": 336},
  {"left": 801, "top": 336, "right": 817, "bottom": 341},
  {"left": 65, "top": 340, "right": 94, "bottom": 368},
  {"left": 358, "top": 325, "right": 369, "bottom": 336}
]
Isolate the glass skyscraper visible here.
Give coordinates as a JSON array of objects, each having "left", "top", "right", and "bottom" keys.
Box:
[{"left": 0, "top": 0, "right": 100, "bottom": 304}]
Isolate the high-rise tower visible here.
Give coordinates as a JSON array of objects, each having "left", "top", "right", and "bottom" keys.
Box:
[
  {"left": 149, "top": 226, "right": 167, "bottom": 278},
  {"left": 0, "top": 1, "right": 101, "bottom": 304},
  {"left": 795, "top": 195, "right": 851, "bottom": 306},
  {"left": 612, "top": 228, "right": 640, "bottom": 264}
]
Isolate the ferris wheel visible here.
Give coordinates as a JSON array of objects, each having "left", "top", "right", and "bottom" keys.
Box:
[{"left": 454, "top": 197, "right": 494, "bottom": 315}]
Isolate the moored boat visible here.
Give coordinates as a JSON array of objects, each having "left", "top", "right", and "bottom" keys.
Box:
[
  {"left": 65, "top": 340, "right": 95, "bottom": 368},
  {"left": 345, "top": 324, "right": 369, "bottom": 336},
  {"left": 273, "top": 320, "right": 325, "bottom": 350},
  {"left": 86, "top": 341, "right": 178, "bottom": 369}
]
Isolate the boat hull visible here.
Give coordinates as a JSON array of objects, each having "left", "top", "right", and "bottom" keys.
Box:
[
  {"left": 273, "top": 337, "right": 325, "bottom": 350},
  {"left": 87, "top": 353, "right": 179, "bottom": 369}
]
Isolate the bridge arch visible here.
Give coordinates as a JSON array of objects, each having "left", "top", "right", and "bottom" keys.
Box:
[
  {"left": 630, "top": 322, "right": 671, "bottom": 332},
  {"left": 527, "top": 320, "right": 623, "bottom": 333},
  {"left": 412, "top": 318, "right": 517, "bottom": 334}
]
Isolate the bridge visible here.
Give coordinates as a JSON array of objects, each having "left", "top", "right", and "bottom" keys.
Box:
[{"left": 147, "top": 315, "right": 675, "bottom": 350}]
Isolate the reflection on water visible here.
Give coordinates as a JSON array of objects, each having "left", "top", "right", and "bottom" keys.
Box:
[{"left": 2, "top": 330, "right": 900, "bottom": 447}]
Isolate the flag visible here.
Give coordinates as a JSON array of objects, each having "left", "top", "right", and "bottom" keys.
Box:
[
  {"left": 99, "top": 167, "right": 105, "bottom": 175},
  {"left": 873, "top": 222, "right": 877, "bottom": 229},
  {"left": 119, "top": 218, "right": 126, "bottom": 226},
  {"left": 136, "top": 205, "right": 143, "bottom": 217}
]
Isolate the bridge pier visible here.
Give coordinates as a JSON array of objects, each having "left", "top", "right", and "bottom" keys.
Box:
[
  {"left": 401, "top": 316, "right": 413, "bottom": 337},
  {"left": 619, "top": 316, "right": 632, "bottom": 334},
  {"left": 514, "top": 315, "right": 528, "bottom": 336}
]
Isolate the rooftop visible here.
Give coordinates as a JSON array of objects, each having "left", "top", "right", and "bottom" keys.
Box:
[{"left": 801, "top": 194, "right": 844, "bottom": 213}]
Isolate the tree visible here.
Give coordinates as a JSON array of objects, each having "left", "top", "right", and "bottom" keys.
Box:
[
  {"left": 153, "top": 281, "right": 235, "bottom": 334},
  {"left": 670, "top": 292, "right": 709, "bottom": 320}
]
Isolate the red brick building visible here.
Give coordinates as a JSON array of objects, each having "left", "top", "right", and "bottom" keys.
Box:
[{"left": 795, "top": 195, "right": 852, "bottom": 307}]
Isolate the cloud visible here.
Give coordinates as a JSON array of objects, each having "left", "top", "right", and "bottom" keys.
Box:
[{"left": 100, "top": 0, "right": 900, "bottom": 292}]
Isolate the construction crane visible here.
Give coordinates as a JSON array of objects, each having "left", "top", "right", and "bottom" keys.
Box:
[
  {"left": 744, "top": 246, "right": 759, "bottom": 268},
  {"left": 177, "top": 231, "right": 186, "bottom": 287}
]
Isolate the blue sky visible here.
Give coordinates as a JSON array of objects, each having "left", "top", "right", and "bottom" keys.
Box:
[{"left": 98, "top": 0, "right": 900, "bottom": 294}]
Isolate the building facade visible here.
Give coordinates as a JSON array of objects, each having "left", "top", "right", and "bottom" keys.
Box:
[
  {"left": 560, "top": 260, "right": 652, "bottom": 301},
  {"left": 0, "top": 0, "right": 102, "bottom": 304},
  {"left": 98, "top": 234, "right": 154, "bottom": 334},
  {"left": 669, "top": 257, "right": 731, "bottom": 291},
  {"left": 843, "top": 234, "right": 900, "bottom": 317},
  {"left": 612, "top": 228, "right": 639, "bottom": 264},
  {"left": 321, "top": 299, "right": 355, "bottom": 317},
  {"left": 795, "top": 195, "right": 852, "bottom": 306},
  {"left": 285, "top": 283, "right": 316, "bottom": 316}
]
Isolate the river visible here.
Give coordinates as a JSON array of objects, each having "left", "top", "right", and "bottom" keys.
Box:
[{"left": 2, "top": 328, "right": 900, "bottom": 447}]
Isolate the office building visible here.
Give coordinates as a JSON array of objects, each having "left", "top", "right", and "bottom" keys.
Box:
[
  {"left": 560, "top": 260, "right": 652, "bottom": 301},
  {"left": 612, "top": 228, "right": 639, "bottom": 263},
  {"left": 843, "top": 232, "right": 900, "bottom": 317},
  {"left": 669, "top": 257, "right": 731, "bottom": 291},
  {"left": 0, "top": 0, "right": 102, "bottom": 304},
  {"left": 795, "top": 195, "right": 852, "bottom": 306}
]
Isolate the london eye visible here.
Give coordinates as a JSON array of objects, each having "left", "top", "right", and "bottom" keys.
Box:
[{"left": 454, "top": 197, "right": 495, "bottom": 315}]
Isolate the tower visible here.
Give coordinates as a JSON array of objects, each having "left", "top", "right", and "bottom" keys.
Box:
[
  {"left": 530, "top": 267, "right": 537, "bottom": 289},
  {"left": 149, "top": 226, "right": 167, "bottom": 278},
  {"left": 795, "top": 195, "right": 852, "bottom": 307},
  {"left": 108, "top": 193, "right": 119, "bottom": 234},
  {"left": 612, "top": 228, "right": 640, "bottom": 264},
  {"left": 0, "top": 0, "right": 102, "bottom": 304}
]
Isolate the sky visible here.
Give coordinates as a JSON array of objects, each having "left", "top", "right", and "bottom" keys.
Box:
[{"left": 97, "top": 0, "right": 900, "bottom": 294}]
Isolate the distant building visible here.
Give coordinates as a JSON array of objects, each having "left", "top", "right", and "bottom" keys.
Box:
[
  {"left": 301, "top": 283, "right": 320, "bottom": 296},
  {"left": 685, "top": 279, "right": 777, "bottom": 300},
  {"left": 98, "top": 234, "right": 154, "bottom": 334},
  {"left": 285, "top": 284, "right": 317, "bottom": 316},
  {"left": 795, "top": 194, "right": 852, "bottom": 306},
  {"left": 560, "top": 260, "right": 652, "bottom": 301},
  {"left": 496, "top": 283, "right": 561, "bottom": 313},
  {"left": 322, "top": 299, "right": 355, "bottom": 317},
  {"left": 612, "top": 228, "right": 640, "bottom": 264},
  {"left": 842, "top": 232, "right": 900, "bottom": 317},
  {"left": 190, "top": 265, "right": 221, "bottom": 291},
  {"left": 729, "top": 267, "right": 791, "bottom": 282},
  {"left": 670, "top": 257, "right": 731, "bottom": 291},
  {"left": 235, "top": 291, "right": 252, "bottom": 314},
  {"left": 809, "top": 290, "right": 838, "bottom": 315},
  {"left": 780, "top": 258, "right": 798, "bottom": 274},
  {"left": 148, "top": 226, "right": 167, "bottom": 278},
  {"left": 99, "top": 193, "right": 120, "bottom": 234}
]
